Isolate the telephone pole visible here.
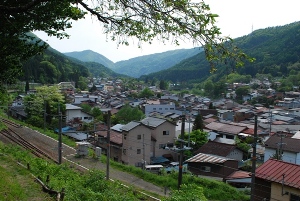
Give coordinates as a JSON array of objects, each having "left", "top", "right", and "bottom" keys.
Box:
[
  {"left": 106, "top": 110, "right": 111, "bottom": 180},
  {"left": 178, "top": 115, "right": 185, "bottom": 190},
  {"left": 58, "top": 103, "right": 62, "bottom": 164},
  {"left": 250, "top": 115, "right": 258, "bottom": 201}
]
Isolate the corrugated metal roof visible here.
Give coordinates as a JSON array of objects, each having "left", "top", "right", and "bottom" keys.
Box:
[
  {"left": 205, "top": 122, "right": 246, "bottom": 135},
  {"left": 185, "top": 153, "right": 235, "bottom": 164},
  {"left": 256, "top": 159, "right": 300, "bottom": 189}
]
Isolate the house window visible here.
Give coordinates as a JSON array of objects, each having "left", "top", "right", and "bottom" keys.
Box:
[
  {"left": 123, "top": 149, "right": 127, "bottom": 155},
  {"left": 153, "top": 108, "right": 156, "bottom": 110},
  {"left": 290, "top": 193, "right": 300, "bottom": 201},
  {"left": 159, "top": 144, "right": 165, "bottom": 149},
  {"left": 137, "top": 149, "right": 141, "bottom": 154},
  {"left": 165, "top": 108, "right": 168, "bottom": 110},
  {"left": 124, "top": 133, "right": 127, "bottom": 140},
  {"left": 159, "top": 108, "right": 162, "bottom": 110},
  {"left": 200, "top": 166, "right": 211, "bottom": 172},
  {"left": 163, "top": 131, "right": 169, "bottom": 135},
  {"left": 137, "top": 134, "right": 141, "bottom": 140},
  {"left": 170, "top": 108, "right": 174, "bottom": 110}
]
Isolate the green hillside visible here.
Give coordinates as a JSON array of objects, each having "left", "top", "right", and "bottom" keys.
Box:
[
  {"left": 64, "top": 50, "right": 115, "bottom": 69},
  {"left": 143, "top": 21, "right": 300, "bottom": 83},
  {"left": 113, "top": 48, "right": 203, "bottom": 77}
]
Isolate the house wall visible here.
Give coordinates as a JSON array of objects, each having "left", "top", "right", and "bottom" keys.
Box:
[
  {"left": 271, "top": 182, "right": 300, "bottom": 201},
  {"left": 188, "top": 160, "right": 238, "bottom": 179},
  {"left": 145, "top": 103, "right": 176, "bottom": 116},
  {"left": 66, "top": 109, "right": 94, "bottom": 124},
  {"left": 227, "top": 149, "right": 243, "bottom": 161},
  {"left": 151, "top": 121, "right": 177, "bottom": 159},
  {"left": 254, "top": 178, "right": 271, "bottom": 201},
  {"left": 264, "top": 148, "right": 300, "bottom": 164},
  {"left": 121, "top": 125, "right": 152, "bottom": 167}
]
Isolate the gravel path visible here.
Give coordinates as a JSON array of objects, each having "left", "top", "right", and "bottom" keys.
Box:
[{"left": 1, "top": 124, "right": 169, "bottom": 199}]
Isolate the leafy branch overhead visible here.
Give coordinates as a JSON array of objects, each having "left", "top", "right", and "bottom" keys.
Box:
[{"left": 1, "top": 0, "right": 252, "bottom": 83}]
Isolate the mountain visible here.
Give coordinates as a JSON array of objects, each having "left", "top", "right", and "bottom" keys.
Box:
[
  {"left": 65, "top": 48, "right": 203, "bottom": 78},
  {"left": 64, "top": 50, "right": 115, "bottom": 69},
  {"left": 113, "top": 48, "right": 203, "bottom": 78},
  {"left": 142, "top": 21, "right": 300, "bottom": 83},
  {"left": 21, "top": 37, "right": 125, "bottom": 85}
]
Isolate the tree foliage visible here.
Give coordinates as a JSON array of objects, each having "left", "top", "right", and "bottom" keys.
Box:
[
  {"left": 115, "top": 104, "right": 145, "bottom": 124},
  {"left": 192, "top": 114, "right": 204, "bottom": 131},
  {"left": 1, "top": 0, "right": 250, "bottom": 85},
  {"left": 23, "top": 86, "right": 65, "bottom": 128}
]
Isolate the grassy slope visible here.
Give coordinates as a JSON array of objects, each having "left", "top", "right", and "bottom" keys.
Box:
[{"left": 0, "top": 153, "right": 54, "bottom": 201}]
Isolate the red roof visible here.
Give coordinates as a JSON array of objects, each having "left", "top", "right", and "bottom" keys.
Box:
[
  {"left": 256, "top": 159, "right": 300, "bottom": 189},
  {"left": 226, "top": 170, "right": 251, "bottom": 180}
]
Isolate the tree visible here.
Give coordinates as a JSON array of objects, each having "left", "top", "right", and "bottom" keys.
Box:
[
  {"left": 192, "top": 114, "right": 204, "bottom": 131},
  {"left": 235, "top": 86, "right": 250, "bottom": 100},
  {"left": 1, "top": 0, "right": 250, "bottom": 84},
  {"left": 139, "top": 88, "right": 154, "bottom": 98},
  {"left": 23, "top": 85, "right": 65, "bottom": 128},
  {"left": 115, "top": 104, "right": 145, "bottom": 124}
]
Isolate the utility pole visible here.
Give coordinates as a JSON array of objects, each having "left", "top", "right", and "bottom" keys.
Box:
[
  {"left": 178, "top": 115, "right": 185, "bottom": 190},
  {"left": 44, "top": 100, "right": 46, "bottom": 132},
  {"left": 277, "top": 134, "right": 286, "bottom": 160},
  {"left": 143, "top": 133, "right": 145, "bottom": 170},
  {"left": 58, "top": 103, "right": 62, "bottom": 164},
  {"left": 250, "top": 115, "right": 258, "bottom": 201},
  {"left": 106, "top": 110, "right": 111, "bottom": 180}
]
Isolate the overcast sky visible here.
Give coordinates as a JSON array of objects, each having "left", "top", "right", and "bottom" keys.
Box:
[{"left": 34, "top": 0, "right": 300, "bottom": 63}]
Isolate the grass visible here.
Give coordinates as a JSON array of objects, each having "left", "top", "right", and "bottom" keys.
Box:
[{"left": 0, "top": 153, "right": 54, "bottom": 201}]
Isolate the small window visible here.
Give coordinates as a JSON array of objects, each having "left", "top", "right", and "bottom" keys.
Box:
[
  {"left": 165, "top": 108, "right": 168, "bottom": 110},
  {"left": 153, "top": 108, "right": 156, "bottom": 110},
  {"left": 170, "top": 108, "right": 174, "bottom": 110},
  {"left": 124, "top": 133, "right": 127, "bottom": 140},
  {"left": 137, "top": 149, "right": 141, "bottom": 154},
  {"left": 137, "top": 134, "right": 141, "bottom": 140},
  {"left": 290, "top": 193, "right": 300, "bottom": 201},
  {"left": 123, "top": 149, "right": 127, "bottom": 155},
  {"left": 200, "top": 166, "right": 211, "bottom": 172},
  {"left": 163, "top": 131, "right": 169, "bottom": 135},
  {"left": 159, "top": 108, "right": 162, "bottom": 110},
  {"left": 159, "top": 144, "right": 165, "bottom": 149}
]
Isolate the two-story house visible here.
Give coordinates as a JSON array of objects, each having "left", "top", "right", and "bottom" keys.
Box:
[{"left": 121, "top": 117, "right": 177, "bottom": 167}]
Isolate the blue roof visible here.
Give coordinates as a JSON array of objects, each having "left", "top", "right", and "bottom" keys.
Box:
[{"left": 150, "top": 156, "right": 169, "bottom": 164}]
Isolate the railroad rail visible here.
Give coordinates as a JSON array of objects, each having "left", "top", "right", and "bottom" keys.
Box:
[{"left": 0, "top": 119, "right": 58, "bottom": 163}]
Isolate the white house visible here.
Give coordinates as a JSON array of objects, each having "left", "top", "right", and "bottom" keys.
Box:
[
  {"left": 264, "top": 135, "right": 300, "bottom": 164},
  {"left": 65, "top": 104, "right": 93, "bottom": 124}
]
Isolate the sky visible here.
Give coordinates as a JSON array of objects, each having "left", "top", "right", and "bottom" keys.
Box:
[{"left": 34, "top": 0, "right": 300, "bottom": 63}]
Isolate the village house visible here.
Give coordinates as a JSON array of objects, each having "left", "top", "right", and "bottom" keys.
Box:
[
  {"left": 65, "top": 104, "right": 94, "bottom": 126},
  {"left": 264, "top": 135, "right": 300, "bottom": 164},
  {"left": 194, "top": 141, "right": 244, "bottom": 162},
  {"left": 121, "top": 117, "right": 177, "bottom": 167},
  {"left": 186, "top": 153, "right": 238, "bottom": 179},
  {"left": 254, "top": 159, "right": 300, "bottom": 201}
]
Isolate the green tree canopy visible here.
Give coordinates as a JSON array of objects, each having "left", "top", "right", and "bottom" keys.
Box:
[
  {"left": 115, "top": 104, "right": 145, "bottom": 124},
  {"left": 192, "top": 114, "right": 204, "bottom": 131},
  {"left": 139, "top": 87, "right": 154, "bottom": 98}
]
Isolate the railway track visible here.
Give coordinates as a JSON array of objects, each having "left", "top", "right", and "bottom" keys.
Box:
[{"left": 0, "top": 118, "right": 59, "bottom": 163}]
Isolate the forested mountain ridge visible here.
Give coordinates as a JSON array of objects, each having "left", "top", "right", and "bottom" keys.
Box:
[
  {"left": 65, "top": 48, "right": 203, "bottom": 78},
  {"left": 21, "top": 40, "right": 125, "bottom": 86},
  {"left": 142, "top": 21, "right": 300, "bottom": 83},
  {"left": 64, "top": 50, "right": 115, "bottom": 69},
  {"left": 113, "top": 48, "right": 203, "bottom": 77}
]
